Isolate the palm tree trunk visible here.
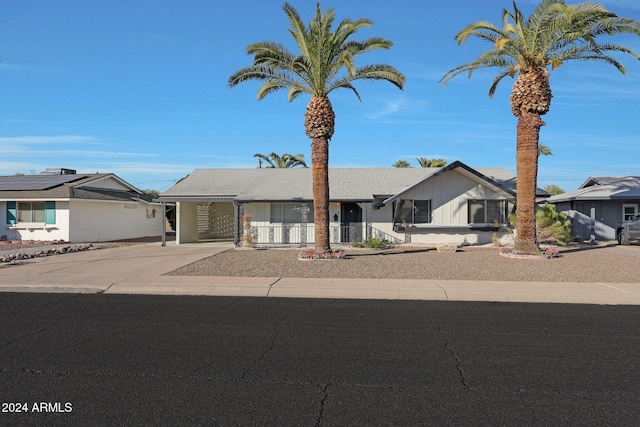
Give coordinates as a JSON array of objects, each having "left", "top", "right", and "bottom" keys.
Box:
[
  {"left": 514, "top": 111, "right": 543, "bottom": 253},
  {"left": 311, "top": 137, "right": 331, "bottom": 253}
]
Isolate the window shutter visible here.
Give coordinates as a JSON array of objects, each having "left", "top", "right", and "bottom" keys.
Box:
[
  {"left": 44, "top": 201, "right": 56, "bottom": 224},
  {"left": 6, "top": 201, "right": 16, "bottom": 225}
]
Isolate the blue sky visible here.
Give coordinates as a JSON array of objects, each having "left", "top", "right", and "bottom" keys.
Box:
[{"left": 2, "top": 0, "right": 639, "bottom": 192}]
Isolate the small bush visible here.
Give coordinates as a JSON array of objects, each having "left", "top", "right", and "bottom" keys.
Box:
[
  {"left": 241, "top": 214, "right": 256, "bottom": 248},
  {"left": 352, "top": 237, "right": 390, "bottom": 249},
  {"left": 298, "top": 249, "right": 346, "bottom": 259}
]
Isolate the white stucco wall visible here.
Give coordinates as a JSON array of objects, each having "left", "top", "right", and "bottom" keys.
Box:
[
  {"left": 68, "top": 199, "right": 163, "bottom": 242},
  {"left": 0, "top": 200, "right": 71, "bottom": 242},
  {"left": 177, "top": 202, "right": 198, "bottom": 243}
]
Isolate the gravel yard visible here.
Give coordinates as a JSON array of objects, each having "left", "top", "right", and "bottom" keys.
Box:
[{"left": 167, "top": 243, "right": 640, "bottom": 283}]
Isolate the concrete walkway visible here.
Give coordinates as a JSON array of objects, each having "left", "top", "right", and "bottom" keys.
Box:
[{"left": 1, "top": 242, "right": 639, "bottom": 305}]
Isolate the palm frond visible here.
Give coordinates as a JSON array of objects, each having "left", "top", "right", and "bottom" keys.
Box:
[
  {"left": 333, "top": 17, "right": 373, "bottom": 47},
  {"left": 350, "top": 64, "right": 405, "bottom": 89},
  {"left": 454, "top": 21, "right": 504, "bottom": 45},
  {"left": 256, "top": 80, "right": 289, "bottom": 99},
  {"left": 283, "top": 3, "right": 310, "bottom": 58},
  {"left": 326, "top": 79, "right": 361, "bottom": 100},
  {"left": 441, "top": 52, "right": 514, "bottom": 87},
  {"left": 230, "top": 3, "right": 403, "bottom": 103},
  {"left": 441, "top": 0, "right": 640, "bottom": 93},
  {"left": 228, "top": 65, "right": 296, "bottom": 88},
  {"left": 246, "top": 41, "right": 295, "bottom": 66},
  {"left": 287, "top": 83, "right": 311, "bottom": 102},
  {"left": 488, "top": 69, "right": 513, "bottom": 98}
]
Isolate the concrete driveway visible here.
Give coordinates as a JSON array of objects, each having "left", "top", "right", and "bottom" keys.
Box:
[{"left": 0, "top": 242, "right": 232, "bottom": 293}]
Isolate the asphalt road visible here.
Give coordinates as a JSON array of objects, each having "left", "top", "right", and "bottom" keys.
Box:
[{"left": 1, "top": 293, "right": 639, "bottom": 426}]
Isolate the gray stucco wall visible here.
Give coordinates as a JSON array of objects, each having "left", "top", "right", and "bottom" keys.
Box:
[{"left": 556, "top": 201, "right": 634, "bottom": 241}]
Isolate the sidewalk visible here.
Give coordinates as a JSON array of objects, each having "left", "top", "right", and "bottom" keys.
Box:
[{"left": 1, "top": 242, "right": 639, "bottom": 305}]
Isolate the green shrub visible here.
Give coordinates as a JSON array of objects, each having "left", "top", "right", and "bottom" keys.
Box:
[
  {"left": 509, "top": 203, "right": 574, "bottom": 246},
  {"left": 351, "top": 237, "right": 390, "bottom": 249}
]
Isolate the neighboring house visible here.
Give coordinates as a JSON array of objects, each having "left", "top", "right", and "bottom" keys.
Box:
[
  {"left": 158, "top": 161, "right": 547, "bottom": 246},
  {"left": 0, "top": 169, "right": 164, "bottom": 242},
  {"left": 545, "top": 176, "right": 640, "bottom": 241}
]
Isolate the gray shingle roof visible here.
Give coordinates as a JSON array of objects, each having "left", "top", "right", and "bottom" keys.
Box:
[
  {"left": 547, "top": 176, "right": 640, "bottom": 202},
  {"left": 159, "top": 162, "right": 519, "bottom": 202},
  {"left": 72, "top": 188, "right": 154, "bottom": 203}
]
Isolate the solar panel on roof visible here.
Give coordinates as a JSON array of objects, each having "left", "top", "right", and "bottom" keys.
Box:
[{"left": 0, "top": 175, "right": 87, "bottom": 191}]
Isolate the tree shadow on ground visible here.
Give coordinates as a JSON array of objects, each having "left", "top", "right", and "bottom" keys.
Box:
[
  {"left": 559, "top": 242, "right": 620, "bottom": 254},
  {"left": 346, "top": 247, "right": 436, "bottom": 258}
]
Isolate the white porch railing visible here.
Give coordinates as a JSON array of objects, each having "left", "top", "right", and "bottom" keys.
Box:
[
  {"left": 249, "top": 224, "right": 348, "bottom": 245},
  {"left": 242, "top": 223, "right": 402, "bottom": 246}
]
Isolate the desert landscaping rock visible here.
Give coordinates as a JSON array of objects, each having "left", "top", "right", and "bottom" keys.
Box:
[
  {"left": 0, "top": 244, "right": 98, "bottom": 264},
  {"left": 167, "top": 243, "right": 640, "bottom": 283}
]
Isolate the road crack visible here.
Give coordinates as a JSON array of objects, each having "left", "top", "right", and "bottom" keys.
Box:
[
  {"left": 239, "top": 306, "right": 296, "bottom": 380},
  {"left": 266, "top": 278, "right": 282, "bottom": 297},
  {"left": 315, "top": 383, "right": 332, "bottom": 427},
  {"left": 438, "top": 326, "right": 472, "bottom": 390}
]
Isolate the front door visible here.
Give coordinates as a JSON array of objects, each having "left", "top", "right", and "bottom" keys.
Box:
[{"left": 340, "top": 203, "right": 362, "bottom": 242}]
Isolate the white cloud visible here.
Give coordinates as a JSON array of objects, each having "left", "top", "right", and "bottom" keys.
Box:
[
  {"left": 362, "top": 96, "right": 432, "bottom": 121},
  {"left": 0, "top": 147, "right": 158, "bottom": 158},
  {"left": 365, "top": 98, "right": 406, "bottom": 120},
  {"left": 0, "top": 135, "right": 100, "bottom": 145}
]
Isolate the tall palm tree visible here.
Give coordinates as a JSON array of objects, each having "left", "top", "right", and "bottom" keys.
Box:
[
  {"left": 415, "top": 157, "right": 448, "bottom": 168},
  {"left": 229, "top": 3, "right": 405, "bottom": 253},
  {"left": 441, "top": 0, "right": 640, "bottom": 253},
  {"left": 254, "top": 152, "right": 308, "bottom": 168}
]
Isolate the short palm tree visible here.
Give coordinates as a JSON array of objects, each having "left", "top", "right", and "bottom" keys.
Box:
[
  {"left": 441, "top": 0, "right": 640, "bottom": 253},
  {"left": 538, "top": 144, "right": 552, "bottom": 157},
  {"left": 392, "top": 160, "right": 412, "bottom": 168},
  {"left": 415, "top": 157, "right": 448, "bottom": 168},
  {"left": 254, "top": 152, "right": 307, "bottom": 168},
  {"left": 229, "top": 3, "right": 405, "bottom": 253}
]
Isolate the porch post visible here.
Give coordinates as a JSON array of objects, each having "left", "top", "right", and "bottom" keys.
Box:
[
  {"left": 300, "top": 203, "right": 309, "bottom": 248},
  {"left": 161, "top": 202, "right": 166, "bottom": 247},
  {"left": 590, "top": 202, "right": 596, "bottom": 242},
  {"left": 234, "top": 202, "right": 240, "bottom": 246},
  {"left": 364, "top": 202, "right": 372, "bottom": 240}
]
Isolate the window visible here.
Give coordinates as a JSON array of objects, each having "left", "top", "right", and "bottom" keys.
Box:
[
  {"left": 6, "top": 201, "right": 56, "bottom": 225},
  {"left": 468, "top": 200, "right": 506, "bottom": 224},
  {"left": 270, "top": 203, "right": 314, "bottom": 223},
  {"left": 394, "top": 200, "right": 432, "bottom": 226},
  {"left": 622, "top": 204, "right": 638, "bottom": 221},
  {"left": 18, "top": 202, "right": 45, "bottom": 223}
]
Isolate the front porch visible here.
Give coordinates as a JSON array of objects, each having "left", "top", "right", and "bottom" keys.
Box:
[
  {"left": 170, "top": 200, "right": 510, "bottom": 247},
  {"left": 173, "top": 200, "right": 398, "bottom": 246}
]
